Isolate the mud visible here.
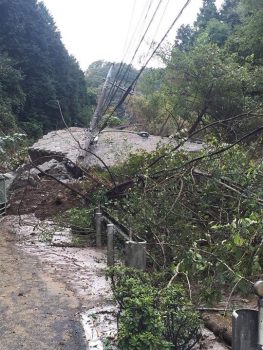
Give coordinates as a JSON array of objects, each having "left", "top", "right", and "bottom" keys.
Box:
[
  {"left": 1, "top": 215, "right": 230, "bottom": 349},
  {"left": 7, "top": 178, "right": 85, "bottom": 219},
  {"left": 0, "top": 218, "right": 86, "bottom": 350}
]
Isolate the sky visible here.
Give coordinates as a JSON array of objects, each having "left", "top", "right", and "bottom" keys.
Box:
[{"left": 42, "top": 0, "right": 224, "bottom": 71}]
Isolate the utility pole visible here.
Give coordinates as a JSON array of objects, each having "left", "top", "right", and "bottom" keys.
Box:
[
  {"left": 89, "top": 65, "right": 113, "bottom": 132},
  {"left": 79, "top": 65, "right": 113, "bottom": 159},
  {"left": 79, "top": 64, "right": 135, "bottom": 161}
]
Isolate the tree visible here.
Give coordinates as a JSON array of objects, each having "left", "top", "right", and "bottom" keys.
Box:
[
  {"left": 205, "top": 19, "right": 231, "bottom": 46},
  {"left": 163, "top": 39, "right": 250, "bottom": 137},
  {"left": 0, "top": 0, "right": 89, "bottom": 137},
  {"left": 175, "top": 25, "right": 197, "bottom": 52},
  {"left": 220, "top": 0, "right": 241, "bottom": 27},
  {"left": 226, "top": 6, "right": 263, "bottom": 64},
  {"left": 0, "top": 55, "right": 25, "bottom": 133},
  {"left": 194, "top": 0, "right": 219, "bottom": 30},
  {"left": 85, "top": 60, "right": 139, "bottom": 118}
]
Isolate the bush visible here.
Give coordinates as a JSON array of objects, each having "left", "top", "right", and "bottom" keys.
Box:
[
  {"left": 60, "top": 207, "right": 94, "bottom": 234},
  {"left": 105, "top": 141, "right": 263, "bottom": 303},
  {"left": 101, "top": 114, "right": 122, "bottom": 127},
  {"left": 106, "top": 267, "right": 200, "bottom": 350},
  {"left": 0, "top": 132, "right": 27, "bottom": 169}
]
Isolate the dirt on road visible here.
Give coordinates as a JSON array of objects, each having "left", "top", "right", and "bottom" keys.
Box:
[{"left": 0, "top": 219, "right": 86, "bottom": 350}]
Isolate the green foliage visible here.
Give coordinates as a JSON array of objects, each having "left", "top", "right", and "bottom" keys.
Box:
[
  {"left": 85, "top": 61, "right": 138, "bottom": 90},
  {"left": 194, "top": 0, "right": 219, "bottom": 30},
  {"left": 226, "top": 7, "right": 263, "bottom": 64},
  {"left": 85, "top": 61, "right": 138, "bottom": 119},
  {"left": 0, "top": 133, "right": 28, "bottom": 169},
  {"left": 160, "top": 286, "right": 201, "bottom": 348},
  {"left": 132, "top": 0, "right": 263, "bottom": 140},
  {"left": 101, "top": 114, "right": 122, "bottom": 127},
  {"left": 105, "top": 142, "right": 263, "bottom": 303},
  {"left": 164, "top": 40, "right": 248, "bottom": 134},
  {"left": 0, "top": 0, "right": 89, "bottom": 137},
  {"left": 60, "top": 207, "right": 94, "bottom": 234},
  {"left": 137, "top": 68, "right": 163, "bottom": 96},
  {"left": 106, "top": 266, "right": 200, "bottom": 350},
  {"left": 0, "top": 54, "right": 25, "bottom": 133}
]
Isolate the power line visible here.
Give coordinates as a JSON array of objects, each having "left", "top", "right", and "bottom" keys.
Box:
[
  {"left": 102, "top": 0, "right": 164, "bottom": 116},
  {"left": 98, "top": 0, "right": 192, "bottom": 133},
  {"left": 102, "top": 0, "right": 156, "bottom": 113},
  {"left": 142, "top": 0, "right": 171, "bottom": 65}
]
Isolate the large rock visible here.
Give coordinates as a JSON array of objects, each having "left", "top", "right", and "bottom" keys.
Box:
[
  {"left": 29, "top": 128, "right": 86, "bottom": 165},
  {"left": 29, "top": 127, "right": 203, "bottom": 170},
  {"left": 31, "top": 159, "right": 75, "bottom": 180},
  {"left": 11, "top": 170, "right": 40, "bottom": 190}
]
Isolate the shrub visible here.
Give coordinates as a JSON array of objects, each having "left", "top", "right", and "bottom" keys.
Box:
[{"left": 106, "top": 266, "right": 200, "bottom": 350}]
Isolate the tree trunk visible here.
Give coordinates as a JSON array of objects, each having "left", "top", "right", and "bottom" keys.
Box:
[{"left": 188, "top": 110, "right": 206, "bottom": 136}]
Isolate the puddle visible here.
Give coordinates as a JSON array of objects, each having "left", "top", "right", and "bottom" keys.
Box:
[{"left": 81, "top": 305, "right": 117, "bottom": 349}]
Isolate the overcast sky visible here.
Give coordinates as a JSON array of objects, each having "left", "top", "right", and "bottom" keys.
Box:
[{"left": 42, "top": 0, "right": 224, "bottom": 71}]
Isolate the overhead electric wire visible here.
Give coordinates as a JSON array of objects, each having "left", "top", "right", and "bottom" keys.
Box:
[
  {"left": 101, "top": 0, "right": 154, "bottom": 114},
  {"left": 142, "top": 0, "right": 171, "bottom": 64},
  {"left": 102, "top": 0, "right": 155, "bottom": 109},
  {"left": 101, "top": 0, "right": 180, "bottom": 118},
  {"left": 124, "top": 0, "right": 164, "bottom": 70},
  {"left": 101, "top": 0, "right": 164, "bottom": 116},
  {"left": 121, "top": 0, "right": 138, "bottom": 59},
  {"left": 98, "top": 0, "right": 192, "bottom": 134},
  {"left": 122, "top": 0, "right": 154, "bottom": 64}
]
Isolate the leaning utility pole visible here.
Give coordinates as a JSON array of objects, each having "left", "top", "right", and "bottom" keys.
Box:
[
  {"left": 79, "top": 65, "right": 113, "bottom": 159},
  {"left": 89, "top": 65, "right": 113, "bottom": 132}
]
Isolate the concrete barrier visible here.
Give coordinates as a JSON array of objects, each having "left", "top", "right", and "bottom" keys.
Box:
[{"left": 125, "top": 241, "right": 146, "bottom": 270}]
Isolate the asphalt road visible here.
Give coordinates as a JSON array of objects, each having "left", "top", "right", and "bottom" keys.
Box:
[{"left": 0, "top": 220, "right": 86, "bottom": 350}]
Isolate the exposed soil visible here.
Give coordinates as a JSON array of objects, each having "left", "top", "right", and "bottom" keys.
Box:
[
  {"left": 7, "top": 178, "right": 85, "bottom": 219},
  {"left": 0, "top": 219, "right": 86, "bottom": 350}
]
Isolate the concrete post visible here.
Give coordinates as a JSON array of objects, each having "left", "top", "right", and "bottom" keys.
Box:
[
  {"left": 95, "top": 212, "right": 102, "bottom": 248},
  {"left": 258, "top": 298, "right": 263, "bottom": 349},
  {"left": 232, "top": 309, "right": 258, "bottom": 350},
  {"left": 255, "top": 281, "right": 263, "bottom": 349},
  {"left": 107, "top": 224, "right": 114, "bottom": 267},
  {"left": 0, "top": 175, "right": 6, "bottom": 217},
  {"left": 125, "top": 241, "right": 146, "bottom": 270}
]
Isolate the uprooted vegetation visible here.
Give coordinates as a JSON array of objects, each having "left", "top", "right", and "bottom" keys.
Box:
[
  {"left": 32, "top": 134, "right": 259, "bottom": 349},
  {"left": 104, "top": 138, "right": 263, "bottom": 298}
]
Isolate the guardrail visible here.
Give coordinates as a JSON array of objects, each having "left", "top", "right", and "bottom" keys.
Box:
[{"left": 94, "top": 206, "right": 146, "bottom": 270}]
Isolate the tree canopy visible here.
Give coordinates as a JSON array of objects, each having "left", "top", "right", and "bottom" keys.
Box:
[
  {"left": 0, "top": 0, "right": 89, "bottom": 137},
  {"left": 129, "top": 0, "right": 263, "bottom": 139}
]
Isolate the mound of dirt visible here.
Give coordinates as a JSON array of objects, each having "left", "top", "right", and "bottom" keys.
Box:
[{"left": 8, "top": 177, "right": 85, "bottom": 219}]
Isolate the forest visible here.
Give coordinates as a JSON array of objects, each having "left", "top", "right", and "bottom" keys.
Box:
[
  {"left": 1, "top": 0, "right": 263, "bottom": 349},
  {"left": 0, "top": 0, "right": 90, "bottom": 138}
]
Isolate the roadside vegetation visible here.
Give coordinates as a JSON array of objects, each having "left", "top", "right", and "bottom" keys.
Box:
[{"left": 1, "top": 0, "right": 262, "bottom": 349}]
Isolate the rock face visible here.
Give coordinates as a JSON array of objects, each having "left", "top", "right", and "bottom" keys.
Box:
[
  {"left": 29, "top": 127, "right": 203, "bottom": 170},
  {"left": 11, "top": 170, "right": 40, "bottom": 190},
  {"left": 29, "top": 128, "right": 86, "bottom": 165},
  {"left": 83, "top": 129, "right": 203, "bottom": 168},
  {"left": 32, "top": 159, "right": 74, "bottom": 180}
]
